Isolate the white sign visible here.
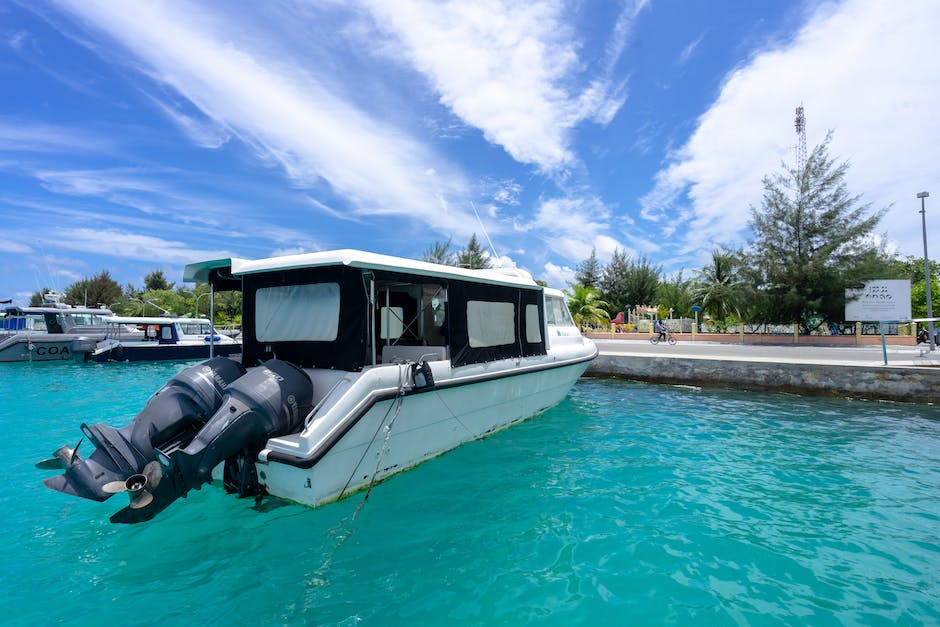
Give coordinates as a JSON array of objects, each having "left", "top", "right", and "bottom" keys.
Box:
[{"left": 845, "top": 280, "right": 912, "bottom": 321}]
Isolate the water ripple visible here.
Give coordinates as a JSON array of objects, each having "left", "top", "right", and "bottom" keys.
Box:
[{"left": 2, "top": 366, "right": 939, "bottom": 625}]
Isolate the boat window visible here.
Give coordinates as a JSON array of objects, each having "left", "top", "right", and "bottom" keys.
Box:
[
  {"left": 179, "top": 322, "right": 212, "bottom": 335},
  {"left": 161, "top": 326, "right": 173, "bottom": 340},
  {"left": 380, "top": 306, "right": 404, "bottom": 340},
  {"left": 256, "top": 283, "right": 340, "bottom": 342},
  {"left": 546, "top": 296, "right": 573, "bottom": 327},
  {"left": 467, "top": 300, "right": 514, "bottom": 347},
  {"left": 525, "top": 304, "right": 542, "bottom": 343}
]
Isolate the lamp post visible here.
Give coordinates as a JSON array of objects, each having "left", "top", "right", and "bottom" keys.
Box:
[
  {"left": 195, "top": 293, "right": 210, "bottom": 318},
  {"left": 918, "top": 191, "right": 935, "bottom": 352}
]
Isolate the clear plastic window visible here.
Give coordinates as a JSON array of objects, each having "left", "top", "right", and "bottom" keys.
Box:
[
  {"left": 380, "top": 306, "right": 404, "bottom": 340},
  {"left": 256, "top": 283, "right": 340, "bottom": 342},
  {"left": 467, "top": 300, "right": 515, "bottom": 347},
  {"left": 525, "top": 304, "right": 542, "bottom": 343}
]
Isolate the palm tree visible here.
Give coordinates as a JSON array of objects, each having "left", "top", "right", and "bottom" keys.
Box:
[
  {"left": 693, "top": 250, "right": 745, "bottom": 329},
  {"left": 564, "top": 284, "right": 611, "bottom": 329}
]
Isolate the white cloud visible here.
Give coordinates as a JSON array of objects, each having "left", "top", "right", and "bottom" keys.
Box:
[
  {"left": 541, "top": 261, "right": 575, "bottom": 288},
  {"left": 0, "top": 119, "right": 113, "bottom": 154},
  {"left": 49, "top": 227, "right": 231, "bottom": 265},
  {"left": 148, "top": 97, "right": 231, "bottom": 149},
  {"left": 54, "top": 0, "right": 477, "bottom": 235},
  {"left": 523, "top": 194, "right": 642, "bottom": 266},
  {"left": 677, "top": 32, "right": 705, "bottom": 66},
  {"left": 0, "top": 240, "right": 33, "bottom": 254},
  {"left": 362, "top": 0, "right": 634, "bottom": 172},
  {"left": 34, "top": 167, "right": 167, "bottom": 196},
  {"left": 642, "top": 0, "right": 940, "bottom": 258}
]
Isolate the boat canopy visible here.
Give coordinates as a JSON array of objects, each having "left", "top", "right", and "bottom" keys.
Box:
[
  {"left": 182, "top": 257, "right": 245, "bottom": 291},
  {"left": 185, "top": 250, "right": 537, "bottom": 290},
  {"left": 3, "top": 305, "right": 112, "bottom": 316},
  {"left": 103, "top": 316, "right": 213, "bottom": 326}
]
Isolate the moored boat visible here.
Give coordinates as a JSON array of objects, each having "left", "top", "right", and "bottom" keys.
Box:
[
  {"left": 81, "top": 316, "right": 240, "bottom": 362},
  {"left": 0, "top": 294, "right": 125, "bottom": 362},
  {"left": 38, "top": 249, "right": 596, "bottom": 523}
]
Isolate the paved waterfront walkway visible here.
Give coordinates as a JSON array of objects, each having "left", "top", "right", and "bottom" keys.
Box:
[
  {"left": 594, "top": 338, "right": 940, "bottom": 369},
  {"left": 588, "top": 338, "right": 940, "bottom": 403}
]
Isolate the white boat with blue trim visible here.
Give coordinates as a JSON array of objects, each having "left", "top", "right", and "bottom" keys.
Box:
[
  {"left": 84, "top": 316, "right": 240, "bottom": 362},
  {"left": 39, "top": 249, "right": 597, "bottom": 523}
]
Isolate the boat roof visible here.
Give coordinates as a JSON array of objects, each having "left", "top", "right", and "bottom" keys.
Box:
[
  {"left": 103, "top": 316, "right": 212, "bottom": 325},
  {"left": 184, "top": 249, "right": 539, "bottom": 289},
  {"left": 4, "top": 305, "right": 113, "bottom": 316}
]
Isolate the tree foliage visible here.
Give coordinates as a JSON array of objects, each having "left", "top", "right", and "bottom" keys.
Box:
[
  {"left": 885, "top": 255, "right": 940, "bottom": 318},
  {"left": 144, "top": 269, "right": 174, "bottom": 292},
  {"left": 574, "top": 248, "right": 602, "bottom": 289},
  {"left": 422, "top": 238, "right": 456, "bottom": 266},
  {"left": 29, "top": 289, "right": 52, "bottom": 306},
  {"left": 455, "top": 234, "right": 491, "bottom": 269},
  {"left": 655, "top": 271, "right": 694, "bottom": 318},
  {"left": 564, "top": 284, "right": 610, "bottom": 328},
  {"left": 64, "top": 270, "right": 122, "bottom": 308},
  {"left": 693, "top": 249, "right": 746, "bottom": 329},
  {"left": 747, "top": 132, "right": 889, "bottom": 333},
  {"left": 599, "top": 250, "right": 661, "bottom": 314}
]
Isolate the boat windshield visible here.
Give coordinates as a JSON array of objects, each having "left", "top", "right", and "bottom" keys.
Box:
[{"left": 178, "top": 322, "right": 213, "bottom": 335}]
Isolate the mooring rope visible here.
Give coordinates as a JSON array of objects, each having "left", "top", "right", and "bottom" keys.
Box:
[{"left": 313, "top": 362, "right": 410, "bottom": 581}]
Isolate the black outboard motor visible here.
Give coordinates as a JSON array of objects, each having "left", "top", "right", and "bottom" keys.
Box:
[
  {"left": 40, "top": 356, "right": 246, "bottom": 502},
  {"left": 110, "top": 359, "right": 313, "bottom": 524}
]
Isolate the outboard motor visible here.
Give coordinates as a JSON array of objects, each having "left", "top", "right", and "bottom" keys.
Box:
[
  {"left": 110, "top": 359, "right": 312, "bottom": 524},
  {"left": 39, "top": 356, "right": 246, "bottom": 502}
]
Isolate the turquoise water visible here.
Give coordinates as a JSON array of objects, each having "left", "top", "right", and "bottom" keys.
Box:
[{"left": 2, "top": 361, "right": 939, "bottom": 626}]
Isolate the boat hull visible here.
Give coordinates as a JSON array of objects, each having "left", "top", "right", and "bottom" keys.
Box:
[
  {"left": 0, "top": 335, "right": 83, "bottom": 362},
  {"left": 258, "top": 356, "right": 592, "bottom": 508},
  {"left": 88, "top": 342, "right": 242, "bottom": 363}
]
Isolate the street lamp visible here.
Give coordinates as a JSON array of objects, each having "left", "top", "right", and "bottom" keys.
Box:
[
  {"left": 195, "top": 293, "right": 210, "bottom": 318},
  {"left": 917, "top": 191, "right": 935, "bottom": 352}
]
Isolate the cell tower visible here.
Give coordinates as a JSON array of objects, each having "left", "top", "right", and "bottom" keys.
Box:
[{"left": 794, "top": 104, "right": 807, "bottom": 174}]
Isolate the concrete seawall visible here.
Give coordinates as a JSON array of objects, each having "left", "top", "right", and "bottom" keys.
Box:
[{"left": 586, "top": 343, "right": 940, "bottom": 404}]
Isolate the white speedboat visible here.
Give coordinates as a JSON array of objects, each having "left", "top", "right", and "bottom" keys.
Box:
[
  {"left": 39, "top": 250, "right": 596, "bottom": 523},
  {"left": 82, "top": 316, "right": 240, "bottom": 362},
  {"left": 0, "top": 294, "right": 123, "bottom": 362}
]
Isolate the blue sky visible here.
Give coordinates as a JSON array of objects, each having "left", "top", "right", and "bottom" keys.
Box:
[{"left": 1, "top": 0, "right": 938, "bottom": 305}]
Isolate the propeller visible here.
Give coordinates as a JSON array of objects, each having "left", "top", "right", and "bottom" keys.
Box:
[
  {"left": 36, "top": 438, "right": 84, "bottom": 470},
  {"left": 101, "top": 461, "right": 162, "bottom": 509}
]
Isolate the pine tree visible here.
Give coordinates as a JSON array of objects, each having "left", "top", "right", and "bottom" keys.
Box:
[
  {"left": 456, "top": 234, "right": 491, "bottom": 269},
  {"left": 144, "top": 269, "right": 175, "bottom": 291},
  {"left": 599, "top": 249, "right": 660, "bottom": 313},
  {"left": 422, "top": 238, "right": 456, "bottom": 266},
  {"left": 64, "top": 271, "right": 122, "bottom": 308},
  {"left": 748, "top": 131, "right": 889, "bottom": 332},
  {"left": 574, "top": 248, "right": 602, "bottom": 288}
]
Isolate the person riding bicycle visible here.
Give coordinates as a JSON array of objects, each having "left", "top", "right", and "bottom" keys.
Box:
[
  {"left": 917, "top": 327, "right": 929, "bottom": 344},
  {"left": 656, "top": 320, "right": 667, "bottom": 342}
]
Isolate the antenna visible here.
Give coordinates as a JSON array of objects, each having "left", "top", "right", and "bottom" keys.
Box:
[
  {"left": 794, "top": 104, "right": 807, "bottom": 174},
  {"left": 469, "top": 201, "right": 502, "bottom": 267},
  {"left": 36, "top": 240, "right": 60, "bottom": 294}
]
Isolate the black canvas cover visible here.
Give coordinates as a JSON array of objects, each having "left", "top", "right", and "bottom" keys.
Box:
[
  {"left": 447, "top": 280, "right": 546, "bottom": 368},
  {"left": 241, "top": 266, "right": 368, "bottom": 370}
]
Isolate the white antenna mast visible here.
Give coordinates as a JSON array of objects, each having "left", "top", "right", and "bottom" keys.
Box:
[
  {"left": 469, "top": 201, "right": 502, "bottom": 268},
  {"left": 36, "top": 240, "right": 59, "bottom": 294}
]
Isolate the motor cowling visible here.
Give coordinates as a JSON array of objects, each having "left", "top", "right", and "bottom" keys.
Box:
[
  {"left": 41, "top": 356, "right": 246, "bottom": 502},
  {"left": 110, "top": 359, "right": 313, "bottom": 524}
]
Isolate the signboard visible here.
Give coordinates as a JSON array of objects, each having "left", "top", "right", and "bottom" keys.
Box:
[{"left": 845, "top": 280, "right": 911, "bottom": 321}]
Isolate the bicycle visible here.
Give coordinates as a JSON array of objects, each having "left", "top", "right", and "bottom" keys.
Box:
[{"left": 649, "top": 331, "right": 677, "bottom": 345}]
